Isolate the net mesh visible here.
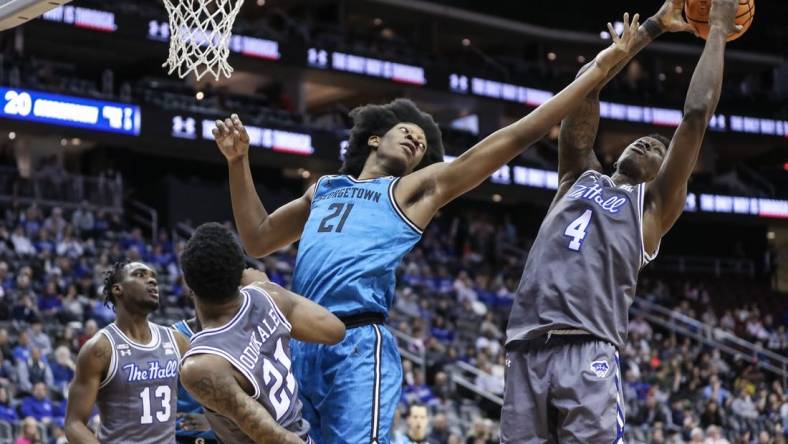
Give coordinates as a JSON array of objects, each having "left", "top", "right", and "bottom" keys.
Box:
[{"left": 161, "top": 0, "right": 245, "bottom": 81}]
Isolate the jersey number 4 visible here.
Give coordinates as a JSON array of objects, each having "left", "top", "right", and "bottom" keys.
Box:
[
  {"left": 318, "top": 203, "right": 354, "bottom": 233},
  {"left": 564, "top": 209, "right": 592, "bottom": 251},
  {"left": 139, "top": 386, "right": 171, "bottom": 424}
]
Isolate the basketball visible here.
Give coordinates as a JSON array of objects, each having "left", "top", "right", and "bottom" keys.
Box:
[{"left": 685, "top": 0, "right": 755, "bottom": 41}]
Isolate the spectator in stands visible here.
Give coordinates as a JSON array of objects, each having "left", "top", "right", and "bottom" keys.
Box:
[
  {"left": 689, "top": 427, "right": 705, "bottom": 444},
  {"left": 12, "top": 294, "right": 39, "bottom": 324},
  {"left": 49, "top": 346, "right": 74, "bottom": 394},
  {"left": 0, "top": 329, "right": 11, "bottom": 359},
  {"left": 59, "top": 285, "right": 84, "bottom": 323},
  {"left": 0, "top": 386, "right": 18, "bottom": 423},
  {"left": 701, "top": 400, "right": 725, "bottom": 429},
  {"left": 10, "top": 226, "right": 35, "bottom": 256},
  {"left": 19, "top": 383, "right": 55, "bottom": 425},
  {"left": 0, "top": 351, "right": 14, "bottom": 386},
  {"left": 42, "top": 207, "right": 66, "bottom": 239},
  {"left": 55, "top": 227, "right": 83, "bottom": 259},
  {"left": 465, "top": 418, "right": 495, "bottom": 444},
  {"left": 704, "top": 425, "right": 730, "bottom": 444},
  {"left": 76, "top": 320, "right": 97, "bottom": 348},
  {"left": 403, "top": 371, "right": 437, "bottom": 407},
  {"left": 36, "top": 283, "right": 61, "bottom": 318},
  {"left": 14, "top": 416, "right": 42, "bottom": 444},
  {"left": 429, "top": 413, "right": 451, "bottom": 444},
  {"left": 730, "top": 387, "right": 759, "bottom": 434},
  {"left": 12, "top": 331, "right": 32, "bottom": 363},
  {"left": 70, "top": 203, "right": 94, "bottom": 237},
  {"left": 704, "top": 375, "right": 733, "bottom": 406},
  {"left": 394, "top": 403, "right": 435, "bottom": 444},
  {"left": 17, "top": 347, "right": 53, "bottom": 393},
  {"left": 27, "top": 320, "right": 51, "bottom": 356}
]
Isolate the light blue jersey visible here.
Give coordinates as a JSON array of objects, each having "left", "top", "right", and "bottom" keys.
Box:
[
  {"left": 292, "top": 175, "right": 422, "bottom": 317},
  {"left": 291, "top": 174, "right": 421, "bottom": 443}
]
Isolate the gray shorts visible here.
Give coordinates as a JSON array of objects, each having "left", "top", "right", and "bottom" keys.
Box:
[{"left": 500, "top": 337, "right": 624, "bottom": 444}]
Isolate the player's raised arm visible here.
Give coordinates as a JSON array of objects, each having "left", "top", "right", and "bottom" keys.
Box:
[
  {"left": 64, "top": 335, "right": 111, "bottom": 444},
  {"left": 214, "top": 114, "right": 313, "bottom": 258},
  {"left": 242, "top": 268, "right": 346, "bottom": 344},
  {"left": 644, "top": 0, "right": 738, "bottom": 248},
  {"left": 395, "top": 13, "right": 640, "bottom": 226},
  {"left": 180, "top": 355, "right": 304, "bottom": 444},
  {"left": 556, "top": 0, "right": 695, "bottom": 204}
]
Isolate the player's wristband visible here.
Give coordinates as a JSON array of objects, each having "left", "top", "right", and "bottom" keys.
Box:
[{"left": 644, "top": 18, "right": 664, "bottom": 39}]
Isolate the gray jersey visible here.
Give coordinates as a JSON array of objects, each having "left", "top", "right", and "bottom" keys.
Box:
[
  {"left": 506, "top": 170, "right": 658, "bottom": 349},
  {"left": 96, "top": 322, "right": 180, "bottom": 444},
  {"left": 183, "top": 285, "right": 309, "bottom": 442}
]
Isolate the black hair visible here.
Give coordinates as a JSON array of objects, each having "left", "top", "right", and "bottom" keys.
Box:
[
  {"left": 102, "top": 260, "right": 129, "bottom": 308},
  {"left": 341, "top": 98, "right": 444, "bottom": 178},
  {"left": 647, "top": 133, "right": 671, "bottom": 150},
  {"left": 180, "top": 222, "right": 245, "bottom": 304},
  {"left": 406, "top": 402, "right": 428, "bottom": 417}
]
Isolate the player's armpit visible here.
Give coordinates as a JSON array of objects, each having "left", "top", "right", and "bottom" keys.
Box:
[
  {"left": 65, "top": 334, "right": 111, "bottom": 444},
  {"left": 172, "top": 329, "right": 191, "bottom": 355},
  {"left": 258, "top": 281, "right": 345, "bottom": 345},
  {"left": 227, "top": 158, "right": 314, "bottom": 258},
  {"left": 180, "top": 355, "right": 304, "bottom": 444}
]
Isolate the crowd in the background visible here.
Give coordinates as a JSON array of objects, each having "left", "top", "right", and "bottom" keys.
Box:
[{"left": 0, "top": 204, "right": 783, "bottom": 443}]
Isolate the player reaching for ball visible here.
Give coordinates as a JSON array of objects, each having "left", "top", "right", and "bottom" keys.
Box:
[
  {"left": 211, "top": 13, "right": 638, "bottom": 444},
  {"left": 501, "top": 0, "right": 742, "bottom": 442}
]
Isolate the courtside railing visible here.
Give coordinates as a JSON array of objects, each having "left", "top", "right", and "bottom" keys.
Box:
[{"left": 631, "top": 298, "right": 787, "bottom": 387}]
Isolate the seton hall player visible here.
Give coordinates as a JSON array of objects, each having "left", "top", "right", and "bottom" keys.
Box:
[
  {"left": 501, "top": 0, "right": 741, "bottom": 442},
  {"left": 65, "top": 261, "right": 189, "bottom": 444},
  {"left": 178, "top": 223, "right": 345, "bottom": 443},
  {"left": 212, "top": 16, "right": 638, "bottom": 443}
]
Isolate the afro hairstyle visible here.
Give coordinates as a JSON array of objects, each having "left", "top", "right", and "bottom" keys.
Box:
[
  {"left": 180, "top": 222, "right": 245, "bottom": 304},
  {"left": 340, "top": 98, "right": 444, "bottom": 178}
]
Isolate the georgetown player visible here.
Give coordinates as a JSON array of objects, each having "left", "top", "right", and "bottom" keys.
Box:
[
  {"left": 172, "top": 315, "right": 217, "bottom": 444},
  {"left": 178, "top": 223, "right": 345, "bottom": 443},
  {"left": 65, "top": 261, "right": 189, "bottom": 444},
  {"left": 212, "top": 15, "right": 638, "bottom": 443},
  {"left": 502, "top": 0, "right": 741, "bottom": 442}
]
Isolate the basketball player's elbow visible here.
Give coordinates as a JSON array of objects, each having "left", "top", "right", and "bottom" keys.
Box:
[{"left": 322, "top": 316, "right": 346, "bottom": 344}]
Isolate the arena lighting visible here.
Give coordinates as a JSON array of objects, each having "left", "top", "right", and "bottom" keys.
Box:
[
  {"left": 307, "top": 48, "right": 427, "bottom": 86},
  {"left": 443, "top": 155, "right": 788, "bottom": 218},
  {"left": 450, "top": 74, "right": 787, "bottom": 136},
  {"left": 41, "top": 5, "right": 116, "bottom": 32},
  {"left": 7, "top": 131, "right": 15, "bottom": 140},
  {"left": 147, "top": 20, "right": 281, "bottom": 61},
  {"left": 0, "top": 87, "right": 141, "bottom": 136},
  {"left": 195, "top": 91, "right": 204, "bottom": 101},
  {"left": 198, "top": 118, "right": 314, "bottom": 155},
  {"left": 547, "top": 52, "right": 557, "bottom": 61}
]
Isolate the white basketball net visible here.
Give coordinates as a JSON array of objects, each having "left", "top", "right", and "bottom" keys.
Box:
[{"left": 162, "top": 0, "right": 245, "bottom": 81}]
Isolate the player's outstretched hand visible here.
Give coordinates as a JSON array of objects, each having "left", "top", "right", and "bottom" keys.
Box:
[
  {"left": 213, "top": 113, "right": 250, "bottom": 163},
  {"left": 596, "top": 12, "right": 640, "bottom": 72},
  {"left": 709, "top": 0, "right": 743, "bottom": 36},
  {"left": 654, "top": 0, "right": 697, "bottom": 35}
]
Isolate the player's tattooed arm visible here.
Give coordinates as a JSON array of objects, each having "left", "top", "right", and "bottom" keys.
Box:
[
  {"left": 181, "top": 355, "right": 305, "bottom": 444},
  {"left": 554, "top": 0, "right": 694, "bottom": 206},
  {"left": 65, "top": 334, "right": 111, "bottom": 444},
  {"left": 213, "top": 114, "right": 313, "bottom": 258},
  {"left": 644, "top": 0, "right": 738, "bottom": 252}
]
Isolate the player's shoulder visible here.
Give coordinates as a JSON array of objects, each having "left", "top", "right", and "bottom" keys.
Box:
[{"left": 77, "top": 329, "right": 113, "bottom": 369}]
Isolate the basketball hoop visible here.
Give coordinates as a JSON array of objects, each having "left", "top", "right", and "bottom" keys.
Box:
[{"left": 161, "top": 0, "right": 245, "bottom": 81}]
